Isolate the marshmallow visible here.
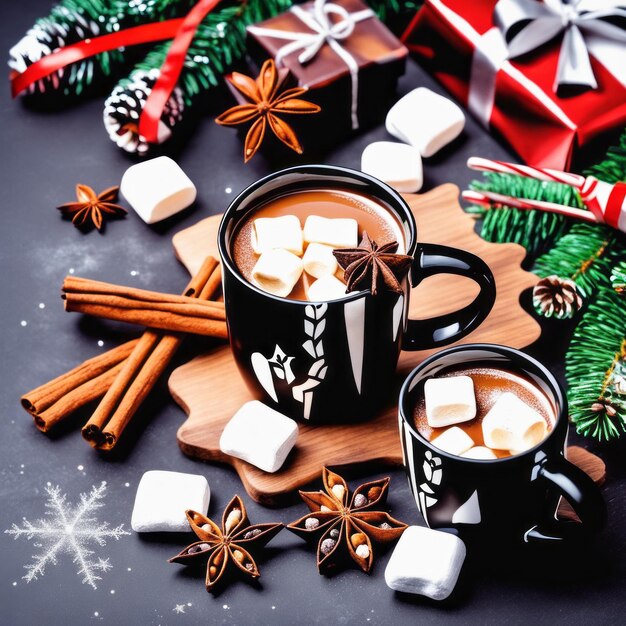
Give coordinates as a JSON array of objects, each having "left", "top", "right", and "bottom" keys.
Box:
[
  {"left": 424, "top": 376, "right": 477, "bottom": 428},
  {"left": 302, "top": 242, "right": 338, "bottom": 278},
  {"left": 303, "top": 215, "right": 358, "bottom": 249},
  {"left": 307, "top": 274, "right": 347, "bottom": 301},
  {"left": 431, "top": 427, "right": 474, "bottom": 456},
  {"left": 361, "top": 141, "right": 423, "bottom": 193},
  {"left": 461, "top": 446, "right": 498, "bottom": 460},
  {"left": 384, "top": 526, "right": 466, "bottom": 600},
  {"left": 482, "top": 392, "right": 548, "bottom": 452},
  {"left": 251, "top": 248, "right": 303, "bottom": 298},
  {"left": 131, "top": 471, "right": 210, "bottom": 532},
  {"left": 386, "top": 88, "right": 465, "bottom": 158},
  {"left": 252, "top": 215, "right": 303, "bottom": 256},
  {"left": 120, "top": 156, "right": 196, "bottom": 224},
  {"left": 219, "top": 400, "right": 298, "bottom": 473}
]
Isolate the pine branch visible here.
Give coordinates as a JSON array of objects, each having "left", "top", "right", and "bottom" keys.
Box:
[
  {"left": 585, "top": 128, "right": 626, "bottom": 184},
  {"left": 9, "top": 0, "right": 197, "bottom": 98},
  {"left": 367, "top": 0, "right": 422, "bottom": 29},
  {"left": 567, "top": 289, "right": 626, "bottom": 441},
  {"left": 128, "top": 0, "right": 292, "bottom": 104},
  {"left": 468, "top": 173, "right": 582, "bottom": 257},
  {"left": 105, "top": 0, "right": 292, "bottom": 153},
  {"left": 533, "top": 223, "right": 615, "bottom": 298}
]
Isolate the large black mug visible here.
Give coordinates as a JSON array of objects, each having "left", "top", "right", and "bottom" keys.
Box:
[
  {"left": 218, "top": 165, "right": 496, "bottom": 423},
  {"left": 398, "top": 344, "right": 606, "bottom": 544}
]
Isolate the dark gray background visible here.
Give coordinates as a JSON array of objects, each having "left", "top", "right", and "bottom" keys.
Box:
[{"left": 2, "top": 2, "right": 625, "bottom": 624}]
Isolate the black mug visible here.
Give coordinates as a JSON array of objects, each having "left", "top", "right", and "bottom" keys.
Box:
[
  {"left": 218, "top": 165, "right": 496, "bottom": 423},
  {"left": 398, "top": 344, "right": 606, "bottom": 544}
]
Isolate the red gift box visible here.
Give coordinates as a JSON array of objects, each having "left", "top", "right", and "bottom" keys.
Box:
[{"left": 402, "top": 0, "right": 626, "bottom": 169}]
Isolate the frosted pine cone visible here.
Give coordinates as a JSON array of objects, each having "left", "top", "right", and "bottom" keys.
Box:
[
  {"left": 8, "top": 4, "right": 126, "bottom": 97},
  {"left": 532, "top": 275, "right": 583, "bottom": 319},
  {"left": 103, "top": 68, "right": 184, "bottom": 155}
]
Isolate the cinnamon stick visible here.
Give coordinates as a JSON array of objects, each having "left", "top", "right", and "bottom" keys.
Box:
[
  {"left": 82, "top": 257, "right": 222, "bottom": 451},
  {"left": 62, "top": 276, "right": 227, "bottom": 338},
  {"left": 21, "top": 339, "right": 139, "bottom": 432}
]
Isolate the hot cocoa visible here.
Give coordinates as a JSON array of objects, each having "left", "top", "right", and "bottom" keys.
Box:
[
  {"left": 413, "top": 365, "right": 556, "bottom": 459},
  {"left": 230, "top": 188, "right": 405, "bottom": 301}
]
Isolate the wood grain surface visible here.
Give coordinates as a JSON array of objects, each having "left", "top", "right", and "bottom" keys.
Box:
[{"left": 169, "top": 184, "right": 550, "bottom": 504}]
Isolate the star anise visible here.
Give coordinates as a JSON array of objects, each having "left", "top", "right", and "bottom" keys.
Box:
[
  {"left": 215, "top": 59, "right": 321, "bottom": 162},
  {"left": 58, "top": 184, "right": 126, "bottom": 231},
  {"left": 168, "top": 496, "right": 282, "bottom": 592},
  {"left": 333, "top": 232, "right": 413, "bottom": 295},
  {"left": 287, "top": 468, "right": 407, "bottom": 575}
]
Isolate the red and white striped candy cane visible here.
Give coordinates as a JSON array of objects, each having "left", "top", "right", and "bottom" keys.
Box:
[{"left": 466, "top": 157, "right": 626, "bottom": 233}]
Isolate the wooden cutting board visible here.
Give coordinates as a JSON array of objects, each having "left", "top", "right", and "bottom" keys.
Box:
[{"left": 170, "top": 184, "right": 548, "bottom": 505}]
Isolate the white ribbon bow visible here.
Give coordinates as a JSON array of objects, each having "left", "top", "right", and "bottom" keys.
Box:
[
  {"left": 248, "top": 0, "right": 374, "bottom": 129},
  {"left": 495, "top": 0, "right": 626, "bottom": 92}
]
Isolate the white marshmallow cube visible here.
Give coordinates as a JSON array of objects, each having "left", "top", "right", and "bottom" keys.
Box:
[
  {"left": 219, "top": 400, "right": 298, "bottom": 473},
  {"left": 307, "top": 274, "right": 347, "bottom": 301},
  {"left": 252, "top": 215, "right": 303, "bottom": 256},
  {"left": 120, "top": 156, "right": 196, "bottom": 224},
  {"left": 431, "top": 426, "right": 474, "bottom": 456},
  {"left": 386, "top": 87, "right": 465, "bottom": 158},
  {"left": 131, "top": 470, "right": 210, "bottom": 532},
  {"left": 251, "top": 248, "right": 303, "bottom": 298},
  {"left": 303, "top": 215, "right": 358, "bottom": 249},
  {"left": 302, "top": 242, "right": 338, "bottom": 278},
  {"left": 361, "top": 141, "right": 423, "bottom": 193},
  {"left": 385, "top": 526, "right": 466, "bottom": 600},
  {"left": 424, "top": 376, "right": 477, "bottom": 428},
  {"left": 482, "top": 392, "right": 547, "bottom": 452},
  {"left": 461, "top": 446, "right": 498, "bottom": 460}
]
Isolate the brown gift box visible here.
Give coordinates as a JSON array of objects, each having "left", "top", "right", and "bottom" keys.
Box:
[{"left": 246, "top": 0, "right": 408, "bottom": 154}]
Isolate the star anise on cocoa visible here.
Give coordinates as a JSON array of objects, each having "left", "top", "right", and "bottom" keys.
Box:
[
  {"left": 168, "top": 496, "right": 282, "bottom": 592},
  {"left": 287, "top": 468, "right": 407, "bottom": 575},
  {"left": 215, "top": 59, "right": 321, "bottom": 162},
  {"left": 57, "top": 184, "right": 126, "bottom": 231},
  {"left": 333, "top": 232, "right": 413, "bottom": 295}
]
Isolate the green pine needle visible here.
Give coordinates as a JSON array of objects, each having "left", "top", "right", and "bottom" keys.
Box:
[
  {"left": 126, "top": 0, "right": 292, "bottom": 107},
  {"left": 21, "top": 0, "right": 197, "bottom": 97},
  {"left": 533, "top": 223, "right": 615, "bottom": 298},
  {"left": 566, "top": 289, "right": 626, "bottom": 441},
  {"left": 468, "top": 126, "right": 626, "bottom": 442},
  {"left": 367, "top": 0, "right": 422, "bottom": 25},
  {"left": 468, "top": 173, "right": 582, "bottom": 256},
  {"left": 585, "top": 128, "right": 626, "bottom": 184}
]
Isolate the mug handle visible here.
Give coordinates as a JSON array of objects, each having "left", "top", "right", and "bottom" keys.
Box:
[
  {"left": 402, "top": 243, "right": 496, "bottom": 351},
  {"left": 525, "top": 456, "right": 606, "bottom": 543}
]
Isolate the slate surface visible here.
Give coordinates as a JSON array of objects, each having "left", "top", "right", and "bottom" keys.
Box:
[{"left": 1, "top": 3, "right": 625, "bottom": 624}]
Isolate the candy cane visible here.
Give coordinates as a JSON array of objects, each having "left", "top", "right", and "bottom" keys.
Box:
[
  {"left": 467, "top": 157, "right": 586, "bottom": 189},
  {"left": 462, "top": 190, "right": 598, "bottom": 223},
  {"left": 465, "top": 157, "right": 626, "bottom": 233}
]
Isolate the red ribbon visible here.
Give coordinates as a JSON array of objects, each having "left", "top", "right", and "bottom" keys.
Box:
[{"left": 11, "top": 0, "right": 222, "bottom": 144}]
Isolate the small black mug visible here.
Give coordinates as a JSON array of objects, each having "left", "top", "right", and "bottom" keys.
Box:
[
  {"left": 398, "top": 344, "right": 606, "bottom": 544},
  {"left": 218, "top": 165, "right": 496, "bottom": 423}
]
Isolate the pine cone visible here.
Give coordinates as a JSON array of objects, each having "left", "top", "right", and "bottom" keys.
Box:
[
  {"left": 591, "top": 399, "right": 619, "bottom": 418},
  {"left": 532, "top": 275, "right": 583, "bottom": 319},
  {"left": 610, "top": 261, "right": 626, "bottom": 295},
  {"left": 8, "top": 5, "right": 124, "bottom": 97},
  {"left": 103, "top": 69, "right": 185, "bottom": 155}
]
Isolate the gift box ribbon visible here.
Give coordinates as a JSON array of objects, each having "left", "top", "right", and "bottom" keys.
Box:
[
  {"left": 248, "top": 0, "right": 375, "bottom": 129},
  {"left": 494, "top": 0, "right": 626, "bottom": 92},
  {"left": 10, "top": 0, "right": 222, "bottom": 144},
  {"left": 424, "top": 0, "right": 626, "bottom": 129}
]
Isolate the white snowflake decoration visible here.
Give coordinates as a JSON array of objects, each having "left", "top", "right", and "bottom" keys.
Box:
[{"left": 5, "top": 481, "right": 130, "bottom": 589}]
